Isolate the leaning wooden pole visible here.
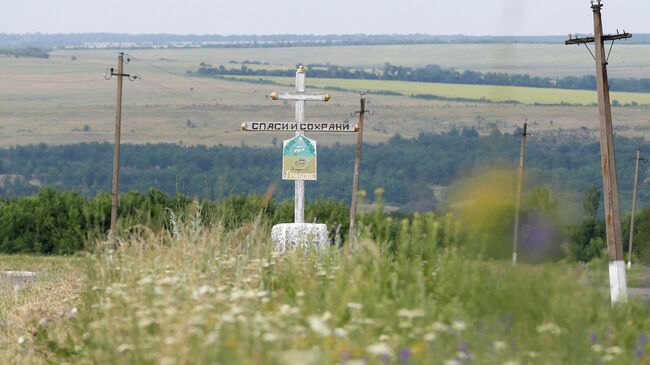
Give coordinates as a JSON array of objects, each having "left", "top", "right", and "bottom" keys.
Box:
[
  {"left": 348, "top": 94, "right": 366, "bottom": 245},
  {"left": 110, "top": 53, "right": 125, "bottom": 235},
  {"left": 565, "top": 0, "right": 632, "bottom": 305},
  {"left": 512, "top": 123, "right": 528, "bottom": 265},
  {"left": 627, "top": 148, "right": 641, "bottom": 269},
  {"left": 592, "top": 3, "right": 627, "bottom": 303}
]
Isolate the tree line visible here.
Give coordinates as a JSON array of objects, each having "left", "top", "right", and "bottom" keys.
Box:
[
  {"left": 0, "top": 47, "right": 49, "bottom": 58},
  {"left": 12, "top": 33, "right": 650, "bottom": 49},
  {"left": 195, "top": 62, "right": 650, "bottom": 94},
  {"left": 1, "top": 130, "right": 647, "bottom": 212}
]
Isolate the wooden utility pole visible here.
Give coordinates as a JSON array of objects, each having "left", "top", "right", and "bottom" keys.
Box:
[
  {"left": 565, "top": 0, "right": 632, "bottom": 303},
  {"left": 512, "top": 123, "right": 528, "bottom": 265},
  {"left": 349, "top": 93, "right": 368, "bottom": 244},
  {"left": 106, "top": 52, "right": 136, "bottom": 234},
  {"left": 627, "top": 148, "right": 646, "bottom": 269},
  {"left": 110, "top": 53, "right": 124, "bottom": 233}
]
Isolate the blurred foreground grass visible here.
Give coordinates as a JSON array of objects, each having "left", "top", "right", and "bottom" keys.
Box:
[
  {"left": 0, "top": 255, "right": 85, "bottom": 364},
  {"left": 1, "top": 216, "right": 649, "bottom": 364}
]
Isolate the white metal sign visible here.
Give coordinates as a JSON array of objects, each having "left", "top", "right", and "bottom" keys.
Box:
[
  {"left": 241, "top": 122, "right": 357, "bottom": 132},
  {"left": 282, "top": 135, "right": 317, "bottom": 181}
]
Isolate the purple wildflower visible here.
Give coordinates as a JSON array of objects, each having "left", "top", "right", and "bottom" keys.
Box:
[
  {"left": 635, "top": 333, "right": 648, "bottom": 358},
  {"left": 635, "top": 346, "right": 644, "bottom": 358},
  {"left": 458, "top": 341, "right": 473, "bottom": 362},
  {"left": 399, "top": 348, "right": 411, "bottom": 364},
  {"left": 340, "top": 349, "right": 351, "bottom": 363},
  {"left": 500, "top": 314, "right": 513, "bottom": 333}
]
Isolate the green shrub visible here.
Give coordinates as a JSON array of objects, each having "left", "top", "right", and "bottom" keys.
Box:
[{"left": 0, "top": 189, "right": 353, "bottom": 254}]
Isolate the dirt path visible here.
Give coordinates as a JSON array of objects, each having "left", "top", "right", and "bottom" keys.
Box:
[{"left": 629, "top": 288, "right": 650, "bottom": 301}]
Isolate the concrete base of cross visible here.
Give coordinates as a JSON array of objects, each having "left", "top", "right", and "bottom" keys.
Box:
[
  {"left": 1, "top": 271, "right": 36, "bottom": 286},
  {"left": 271, "top": 223, "right": 329, "bottom": 252}
]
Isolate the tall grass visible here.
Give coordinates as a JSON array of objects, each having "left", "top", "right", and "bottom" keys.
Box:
[{"left": 7, "top": 209, "right": 650, "bottom": 364}]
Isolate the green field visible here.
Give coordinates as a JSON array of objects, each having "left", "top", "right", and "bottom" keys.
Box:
[
  {"left": 227, "top": 75, "right": 650, "bottom": 106},
  {"left": 72, "top": 43, "right": 650, "bottom": 78},
  {"left": 1, "top": 44, "right": 650, "bottom": 148}
]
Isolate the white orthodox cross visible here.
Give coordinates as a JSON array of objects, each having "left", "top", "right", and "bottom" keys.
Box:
[{"left": 270, "top": 65, "right": 332, "bottom": 224}]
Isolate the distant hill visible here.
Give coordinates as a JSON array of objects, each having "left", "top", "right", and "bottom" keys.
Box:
[{"left": 2, "top": 33, "right": 650, "bottom": 49}]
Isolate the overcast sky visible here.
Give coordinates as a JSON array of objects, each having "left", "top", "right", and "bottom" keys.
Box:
[{"left": 2, "top": 0, "right": 647, "bottom": 36}]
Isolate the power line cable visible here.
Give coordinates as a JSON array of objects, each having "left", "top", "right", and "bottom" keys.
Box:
[
  {"left": 136, "top": 76, "right": 216, "bottom": 105},
  {"left": 128, "top": 55, "right": 254, "bottom": 95},
  {"left": 0, "top": 77, "right": 105, "bottom": 83}
]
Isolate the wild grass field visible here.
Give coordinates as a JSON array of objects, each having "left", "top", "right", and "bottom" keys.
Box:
[
  {"left": 1, "top": 44, "right": 650, "bottom": 147},
  {"left": 1, "top": 211, "right": 650, "bottom": 365}
]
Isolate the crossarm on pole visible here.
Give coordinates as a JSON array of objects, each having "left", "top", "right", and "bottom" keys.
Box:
[{"left": 565, "top": 32, "right": 632, "bottom": 45}]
